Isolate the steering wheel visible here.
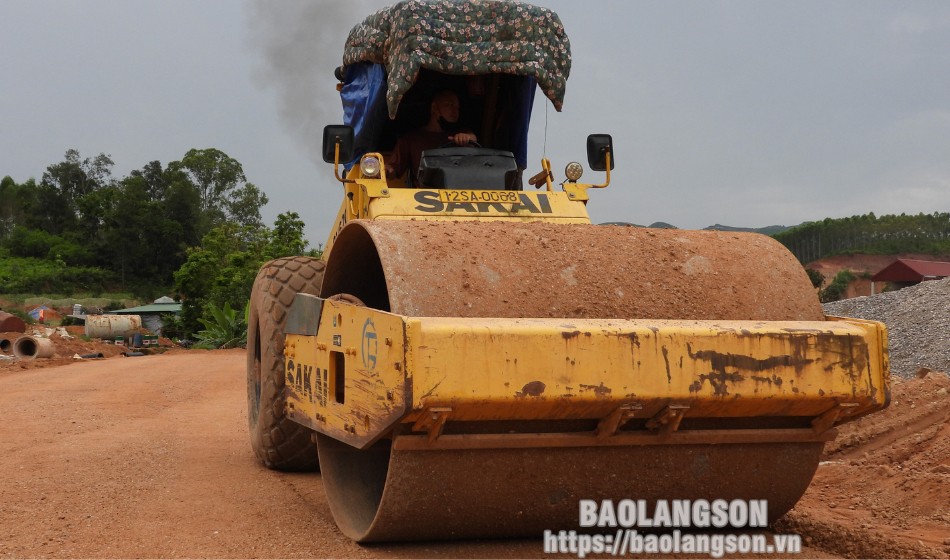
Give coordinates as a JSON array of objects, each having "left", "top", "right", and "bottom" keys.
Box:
[{"left": 439, "top": 140, "right": 482, "bottom": 148}]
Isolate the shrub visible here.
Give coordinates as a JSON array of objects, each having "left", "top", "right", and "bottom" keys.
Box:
[
  {"left": 820, "top": 269, "right": 857, "bottom": 303},
  {"left": 60, "top": 315, "right": 84, "bottom": 327},
  {"left": 193, "top": 302, "right": 247, "bottom": 349}
]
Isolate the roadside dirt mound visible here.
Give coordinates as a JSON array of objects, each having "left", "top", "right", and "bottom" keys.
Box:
[{"left": 777, "top": 371, "right": 950, "bottom": 559}]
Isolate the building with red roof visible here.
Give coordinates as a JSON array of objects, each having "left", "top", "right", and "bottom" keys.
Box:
[{"left": 870, "top": 259, "right": 950, "bottom": 293}]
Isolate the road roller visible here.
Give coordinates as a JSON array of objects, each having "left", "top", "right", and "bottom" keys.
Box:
[{"left": 247, "top": 0, "right": 890, "bottom": 542}]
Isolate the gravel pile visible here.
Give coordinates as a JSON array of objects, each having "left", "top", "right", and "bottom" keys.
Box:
[{"left": 823, "top": 277, "right": 950, "bottom": 378}]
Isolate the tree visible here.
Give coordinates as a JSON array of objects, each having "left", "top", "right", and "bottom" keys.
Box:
[
  {"left": 173, "top": 222, "right": 267, "bottom": 336},
  {"left": 42, "top": 149, "right": 114, "bottom": 204},
  {"left": 774, "top": 212, "right": 950, "bottom": 263},
  {"left": 99, "top": 176, "right": 165, "bottom": 288},
  {"left": 129, "top": 160, "right": 170, "bottom": 201},
  {"left": 167, "top": 148, "right": 247, "bottom": 236},
  {"left": 1, "top": 146, "right": 291, "bottom": 307},
  {"left": 227, "top": 182, "right": 269, "bottom": 231},
  {"left": 172, "top": 211, "right": 314, "bottom": 338},
  {"left": 266, "top": 211, "right": 308, "bottom": 258},
  {"left": 163, "top": 177, "right": 203, "bottom": 250},
  {"left": 0, "top": 176, "right": 36, "bottom": 239},
  {"left": 24, "top": 150, "right": 115, "bottom": 236}
]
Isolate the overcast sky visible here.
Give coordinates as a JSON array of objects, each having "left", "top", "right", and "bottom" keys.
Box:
[{"left": 3, "top": 1, "right": 950, "bottom": 248}]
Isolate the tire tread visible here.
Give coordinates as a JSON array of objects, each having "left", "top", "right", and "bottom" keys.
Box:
[{"left": 247, "top": 256, "right": 325, "bottom": 471}]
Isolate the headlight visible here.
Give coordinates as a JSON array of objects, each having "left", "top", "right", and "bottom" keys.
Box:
[
  {"left": 360, "top": 156, "right": 381, "bottom": 178},
  {"left": 564, "top": 162, "right": 584, "bottom": 182}
]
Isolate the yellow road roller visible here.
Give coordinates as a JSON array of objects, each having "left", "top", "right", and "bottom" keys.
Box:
[{"left": 247, "top": 0, "right": 889, "bottom": 543}]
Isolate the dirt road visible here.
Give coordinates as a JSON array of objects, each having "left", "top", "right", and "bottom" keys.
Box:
[
  {"left": 0, "top": 350, "right": 575, "bottom": 558},
  {"left": 1, "top": 350, "right": 947, "bottom": 558}
]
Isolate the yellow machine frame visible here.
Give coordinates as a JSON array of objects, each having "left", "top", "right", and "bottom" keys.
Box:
[
  {"left": 282, "top": 147, "right": 889, "bottom": 450},
  {"left": 284, "top": 294, "right": 888, "bottom": 450},
  {"left": 323, "top": 152, "right": 599, "bottom": 256}
]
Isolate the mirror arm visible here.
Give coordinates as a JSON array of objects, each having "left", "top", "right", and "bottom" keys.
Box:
[
  {"left": 594, "top": 150, "right": 611, "bottom": 189},
  {"left": 333, "top": 142, "right": 355, "bottom": 185}
]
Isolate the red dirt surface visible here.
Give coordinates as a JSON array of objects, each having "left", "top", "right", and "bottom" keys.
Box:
[
  {"left": 0, "top": 351, "right": 946, "bottom": 558},
  {"left": 780, "top": 371, "right": 950, "bottom": 559}
]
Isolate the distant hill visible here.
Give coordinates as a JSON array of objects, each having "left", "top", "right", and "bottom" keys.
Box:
[
  {"left": 704, "top": 224, "right": 790, "bottom": 235},
  {"left": 598, "top": 221, "right": 674, "bottom": 229},
  {"left": 599, "top": 221, "right": 792, "bottom": 233}
]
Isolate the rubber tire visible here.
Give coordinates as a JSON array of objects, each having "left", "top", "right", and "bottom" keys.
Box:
[{"left": 247, "top": 256, "right": 325, "bottom": 471}]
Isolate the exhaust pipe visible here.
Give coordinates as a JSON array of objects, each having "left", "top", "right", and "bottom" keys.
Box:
[{"left": 13, "top": 336, "right": 55, "bottom": 360}]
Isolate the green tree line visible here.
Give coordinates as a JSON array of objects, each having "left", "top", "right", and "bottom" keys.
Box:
[
  {"left": 772, "top": 212, "right": 950, "bottom": 263},
  {"left": 1, "top": 148, "right": 317, "bottom": 337}
]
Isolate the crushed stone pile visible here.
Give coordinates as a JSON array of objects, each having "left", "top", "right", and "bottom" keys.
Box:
[{"left": 823, "top": 277, "right": 950, "bottom": 379}]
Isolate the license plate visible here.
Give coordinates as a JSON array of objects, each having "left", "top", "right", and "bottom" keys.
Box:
[{"left": 438, "top": 190, "right": 519, "bottom": 204}]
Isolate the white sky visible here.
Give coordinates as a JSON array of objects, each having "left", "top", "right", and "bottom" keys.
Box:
[{"left": 2, "top": 1, "right": 950, "bottom": 248}]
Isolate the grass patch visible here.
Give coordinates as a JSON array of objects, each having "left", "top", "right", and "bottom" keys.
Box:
[{"left": 1, "top": 293, "right": 140, "bottom": 310}]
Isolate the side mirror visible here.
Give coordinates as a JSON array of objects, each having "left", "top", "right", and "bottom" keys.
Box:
[
  {"left": 322, "top": 125, "right": 355, "bottom": 163},
  {"left": 586, "top": 134, "right": 614, "bottom": 171}
]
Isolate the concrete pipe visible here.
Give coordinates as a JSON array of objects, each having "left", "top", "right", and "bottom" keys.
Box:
[
  {"left": 13, "top": 336, "right": 55, "bottom": 360},
  {"left": 0, "top": 312, "right": 27, "bottom": 333},
  {"left": 0, "top": 335, "right": 15, "bottom": 354}
]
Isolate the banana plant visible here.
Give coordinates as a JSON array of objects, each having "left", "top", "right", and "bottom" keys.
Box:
[{"left": 194, "top": 302, "right": 248, "bottom": 349}]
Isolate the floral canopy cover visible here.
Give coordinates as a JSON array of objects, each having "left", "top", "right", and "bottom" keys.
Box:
[{"left": 342, "top": 0, "right": 571, "bottom": 118}]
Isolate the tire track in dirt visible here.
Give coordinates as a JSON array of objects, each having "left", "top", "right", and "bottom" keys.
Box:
[
  {"left": 831, "top": 407, "right": 950, "bottom": 461},
  {"left": 782, "top": 372, "right": 950, "bottom": 559}
]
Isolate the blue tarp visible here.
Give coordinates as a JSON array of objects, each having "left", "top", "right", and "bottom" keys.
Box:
[
  {"left": 28, "top": 306, "right": 49, "bottom": 320},
  {"left": 341, "top": 63, "right": 390, "bottom": 165}
]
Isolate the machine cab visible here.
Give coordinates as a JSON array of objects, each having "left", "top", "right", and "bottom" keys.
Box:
[
  {"left": 330, "top": 68, "right": 536, "bottom": 191},
  {"left": 318, "top": 1, "right": 611, "bottom": 255}
]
